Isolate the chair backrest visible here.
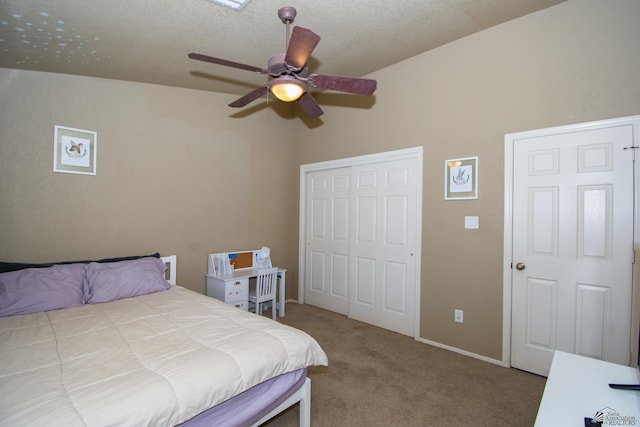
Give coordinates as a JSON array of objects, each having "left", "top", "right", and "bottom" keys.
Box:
[{"left": 255, "top": 267, "right": 278, "bottom": 303}]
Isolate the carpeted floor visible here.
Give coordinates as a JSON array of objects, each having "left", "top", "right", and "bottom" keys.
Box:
[{"left": 262, "top": 303, "right": 546, "bottom": 427}]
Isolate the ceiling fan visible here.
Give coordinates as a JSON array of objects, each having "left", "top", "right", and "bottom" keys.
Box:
[{"left": 188, "top": 6, "right": 377, "bottom": 118}]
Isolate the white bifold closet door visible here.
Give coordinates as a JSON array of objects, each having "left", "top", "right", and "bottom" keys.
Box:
[{"left": 304, "top": 151, "right": 420, "bottom": 337}]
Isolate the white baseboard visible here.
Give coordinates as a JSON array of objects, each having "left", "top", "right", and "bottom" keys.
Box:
[{"left": 415, "top": 337, "right": 509, "bottom": 368}]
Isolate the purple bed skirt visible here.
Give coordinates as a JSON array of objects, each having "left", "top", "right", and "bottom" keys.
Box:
[{"left": 176, "top": 368, "right": 307, "bottom": 427}]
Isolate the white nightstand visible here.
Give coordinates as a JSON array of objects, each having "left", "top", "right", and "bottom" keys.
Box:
[{"left": 206, "top": 275, "right": 248, "bottom": 311}]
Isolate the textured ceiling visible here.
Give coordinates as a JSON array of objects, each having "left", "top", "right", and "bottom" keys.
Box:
[{"left": 0, "top": 0, "right": 565, "bottom": 97}]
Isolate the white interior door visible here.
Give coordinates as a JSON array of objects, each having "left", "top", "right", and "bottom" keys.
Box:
[
  {"left": 348, "top": 158, "right": 418, "bottom": 336},
  {"left": 510, "top": 121, "right": 635, "bottom": 377},
  {"left": 304, "top": 167, "right": 351, "bottom": 315}
]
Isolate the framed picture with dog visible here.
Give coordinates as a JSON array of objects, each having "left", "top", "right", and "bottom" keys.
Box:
[{"left": 53, "top": 125, "right": 97, "bottom": 175}]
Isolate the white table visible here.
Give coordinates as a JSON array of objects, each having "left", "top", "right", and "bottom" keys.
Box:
[
  {"left": 206, "top": 267, "right": 286, "bottom": 317},
  {"left": 535, "top": 351, "right": 640, "bottom": 426}
]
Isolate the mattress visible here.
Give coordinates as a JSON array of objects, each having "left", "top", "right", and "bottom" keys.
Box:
[{"left": 0, "top": 285, "right": 328, "bottom": 426}]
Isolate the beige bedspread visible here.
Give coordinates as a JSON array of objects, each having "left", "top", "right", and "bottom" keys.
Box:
[{"left": 0, "top": 286, "right": 328, "bottom": 426}]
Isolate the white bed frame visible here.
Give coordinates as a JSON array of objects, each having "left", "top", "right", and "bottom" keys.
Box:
[
  {"left": 159, "top": 255, "right": 312, "bottom": 427},
  {"left": 251, "top": 377, "right": 311, "bottom": 427}
]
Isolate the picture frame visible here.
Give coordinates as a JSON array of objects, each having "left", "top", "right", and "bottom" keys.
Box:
[
  {"left": 53, "top": 125, "right": 97, "bottom": 175},
  {"left": 444, "top": 156, "right": 478, "bottom": 200}
]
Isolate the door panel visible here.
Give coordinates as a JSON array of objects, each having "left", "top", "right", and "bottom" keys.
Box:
[
  {"left": 384, "top": 261, "right": 407, "bottom": 313},
  {"left": 349, "top": 158, "right": 417, "bottom": 336},
  {"left": 511, "top": 123, "right": 634, "bottom": 376},
  {"left": 355, "top": 257, "right": 376, "bottom": 306},
  {"left": 305, "top": 168, "right": 350, "bottom": 315},
  {"left": 526, "top": 277, "right": 556, "bottom": 350},
  {"left": 575, "top": 283, "right": 609, "bottom": 359}
]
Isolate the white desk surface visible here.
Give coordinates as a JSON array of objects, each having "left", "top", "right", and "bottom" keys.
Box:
[
  {"left": 206, "top": 267, "right": 286, "bottom": 280},
  {"left": 535, "top": 351, "right": 640, "bottom": 426}
]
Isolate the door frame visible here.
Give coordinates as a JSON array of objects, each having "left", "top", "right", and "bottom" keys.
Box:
[
  {"left": 299, "top": 146, "right": 423, "bottom": 337},
  {"left": 502, "top": 116, "right": 640, "bottom": 368}
]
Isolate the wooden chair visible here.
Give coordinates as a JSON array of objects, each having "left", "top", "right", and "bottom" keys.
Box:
[{"left": 248, "top": 267, "right": 279, "bottom": 320}]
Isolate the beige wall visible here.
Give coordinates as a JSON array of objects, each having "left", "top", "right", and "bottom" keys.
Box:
[
  {"left": 293, "top": 0, "right": 640, "bottom": 360},
  {"left": 1, "top": 0, "right": 639, "bottom": 361},
  {"left": 0, "top": 70, "right": 300, "bottom": 296}
]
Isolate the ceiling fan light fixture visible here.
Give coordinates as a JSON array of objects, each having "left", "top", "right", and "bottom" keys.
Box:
[
  {"left": 208, "top": 0, "right": 251, "bottom": 10},
  {"left": 270, "top": 77, "right": 304, "bottom": 102},
  {"left": 188, "top": 7, "right": 376, "bottom": 118}
]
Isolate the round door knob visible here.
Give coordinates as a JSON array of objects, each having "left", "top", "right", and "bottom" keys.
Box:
[{"left": 515, "top": 262, "right": 526, "bottom": 271}]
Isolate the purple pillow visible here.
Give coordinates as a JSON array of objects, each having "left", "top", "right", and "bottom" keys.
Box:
[
  {"left": 86, "top": 257, "right": 169, "bottom": 304},
  {"left": 0, "top": 264, "right": 86, "bottom": 317}
]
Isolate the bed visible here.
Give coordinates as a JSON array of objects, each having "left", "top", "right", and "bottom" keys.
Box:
[{"left": 0, "top": 254, "right": 328, "bottom": 427}]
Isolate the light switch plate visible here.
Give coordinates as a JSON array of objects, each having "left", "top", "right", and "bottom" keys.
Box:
[{"left": 464, "top": 216, "right": 479, "bottom": 229}]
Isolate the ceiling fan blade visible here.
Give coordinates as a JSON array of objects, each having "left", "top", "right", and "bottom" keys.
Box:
[
  {"left": 297, "top": 92, "right": 324, "bottom": 118},
  {"left": 188, "top": 53, "right": 265, "bottom": 74},
  {"left": 307, "top": 74, "right": 377, "bottom": 96},
  {"left": 229, "top": 86, "right": 269, "bottom": 108},
  {"left": 284, "top": 27, "right": 321, "bottom": 70}
]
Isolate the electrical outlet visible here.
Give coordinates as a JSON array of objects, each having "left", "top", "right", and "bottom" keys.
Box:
[{"left": 454, "top": 309, "right": 464, "bottom": 323}]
